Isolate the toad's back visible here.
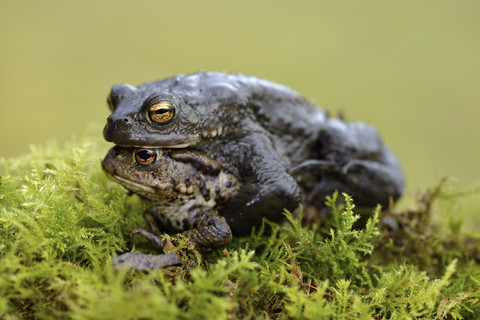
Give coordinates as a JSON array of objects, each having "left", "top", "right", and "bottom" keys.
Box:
[{"left": 136, "top": 72, "right": 328, "bottom": 164}]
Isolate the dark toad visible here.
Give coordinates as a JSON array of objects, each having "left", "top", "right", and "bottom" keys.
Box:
[{"left": 103, "top": 71, "right": 405, "bottom": 237}]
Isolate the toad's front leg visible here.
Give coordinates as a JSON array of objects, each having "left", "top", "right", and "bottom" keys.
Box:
[
  {"left": 182, "top": 210, "right": 232, "bottom": 249},
  {"left": 219, "top": 133, "right": 302, "bottom": 235},
  {"left": 138, "top": 206, "right": 233, "bottom": 251}
]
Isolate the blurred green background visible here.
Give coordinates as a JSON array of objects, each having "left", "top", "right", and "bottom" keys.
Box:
[{"left": 1, "top": 1, "right": 479, "bottom": 211}]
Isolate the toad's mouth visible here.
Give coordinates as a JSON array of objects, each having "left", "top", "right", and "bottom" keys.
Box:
[
  {"left": 108, "top": 174, "right": 156, "bottom": 194},
  {"left": 104, "top": 121, "right": 226, "bottom": 149},
  {"left": 130, "top": 126, "right": 224, "bottom": 148},
  {"left": 115, "top": 128, "right": 224, "bottom": 148},
  {"left": 118, "top": 142, "right": 193, "bottom": 149},
  {"left": 113, "top": 135, "right": 199, "bottom": 149},
  {"left": 103, "top": 122, "right": 203, "bottom": 148}
]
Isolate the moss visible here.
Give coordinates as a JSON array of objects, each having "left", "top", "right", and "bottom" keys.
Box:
[{"left": 1, "top": 139, "right": 479, "bottom": 319}]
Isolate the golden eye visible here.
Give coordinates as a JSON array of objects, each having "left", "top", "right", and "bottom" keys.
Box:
[
  {"left": 148, "top": 101, "right": 175, "bottom": 124},
  {"left": 134, "top": 148, "right": 158, "bottom": 165}
]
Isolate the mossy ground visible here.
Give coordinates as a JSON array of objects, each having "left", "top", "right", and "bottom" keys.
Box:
[{"left": 1, "top": 139, "right": 479, "bottom": 319}]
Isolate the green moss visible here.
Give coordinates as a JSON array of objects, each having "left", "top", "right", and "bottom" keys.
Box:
[{"left": 1, "top": 139, "right": 479, "bottom": 319}]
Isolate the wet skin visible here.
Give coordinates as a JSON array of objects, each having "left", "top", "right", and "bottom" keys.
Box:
[
  {"left": 103, "top": 72, "right": 405, "bottom": 236},
  {"left": 102, "top": 146, "right": 240, "bottom": 250}
]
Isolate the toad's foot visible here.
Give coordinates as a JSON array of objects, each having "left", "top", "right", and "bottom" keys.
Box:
[
  {"left": 130, "top": 211, "right": 176, "bottom": 252},
  {"left": 117, "top": 211, "right": 181, "bottom": 270}
]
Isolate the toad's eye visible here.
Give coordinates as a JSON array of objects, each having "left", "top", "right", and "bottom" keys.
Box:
[
  {"left": 134, "top": 148, "right": 158, "bottom": 165},
  {"left": 148, "top": 101, "right": 175, "bottom": 124}
]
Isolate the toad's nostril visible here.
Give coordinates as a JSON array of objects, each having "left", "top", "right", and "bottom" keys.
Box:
[{"left": 105, "top": 116, "right": 132, "bottom": 132}]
